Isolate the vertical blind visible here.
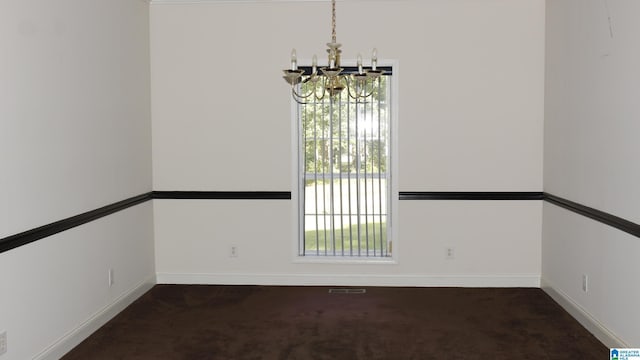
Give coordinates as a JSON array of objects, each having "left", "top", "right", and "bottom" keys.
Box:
[{"left": 298, "top": 75, "right": 392, "bottom": 257}]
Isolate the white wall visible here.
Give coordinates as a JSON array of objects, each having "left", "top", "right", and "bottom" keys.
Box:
[
  {"left": 543, "top": 0, "right": 640, "bottom": 347},
  {"left": 151, "top": 0, "right": 545, "bottom": 286},
  {"left": 3, "top": 0, "right": 637, "bottom": 353},
  {"left": 0, "top": 1, "right": 154, "bottom": 359},
  {"left": 0, "top": 205, "right": 155, "bottom": 360}
]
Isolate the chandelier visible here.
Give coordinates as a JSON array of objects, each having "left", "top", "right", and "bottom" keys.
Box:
[{"left": 282, "top": 0, "right": 383, "bottom": 104}]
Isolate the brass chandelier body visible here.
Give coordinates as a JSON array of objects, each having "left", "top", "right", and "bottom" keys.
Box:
[{"left": 283, "top": 0, "right": 383, "bottom": 104}]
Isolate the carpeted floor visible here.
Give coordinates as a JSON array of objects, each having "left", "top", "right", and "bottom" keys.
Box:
[{"left": 62, "top": 285, "right": 606, "bottom": 359}]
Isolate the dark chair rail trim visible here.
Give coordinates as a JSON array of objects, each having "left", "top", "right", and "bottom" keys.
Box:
[
  {"left": 2, "top": 191, "right": 637, "bottom": 254},
  {"left": 0, "top": 193, "right": 153, "bottom": 254},
  {"left": 399, "top": 192, "right": 544, "bottom": 201},
  {"left": 399, "top": 191, "right": 638, "bottom": 238},
  {"left": 152, "top": 191, "right": 292, "bottom": 200},
  {"left": 0, "top": 191, "right": 292, "bottom": 254},
  {"left": 544, "top": 193, "right": 640, "bottom": 238}
]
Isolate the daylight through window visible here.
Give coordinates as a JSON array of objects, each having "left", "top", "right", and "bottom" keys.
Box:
[{"left": 297, "top": 71, "right": 392, "bottom": 257}]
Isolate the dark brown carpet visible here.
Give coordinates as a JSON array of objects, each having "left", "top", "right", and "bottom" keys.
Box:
[{"left": 62, "top": 285, "right": 606, "bottom": 359}]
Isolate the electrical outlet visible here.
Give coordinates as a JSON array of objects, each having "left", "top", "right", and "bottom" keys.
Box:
[
  {"left": 108, "top": 268, "right": 114, "bottom": 287},
  {"left": 230, "top": 246, "right": 238, "bottom": 258},
  {"left": 0, "top": 331, "right": 7, "bottom": 355},
  {"left": 582, "top": 274, "right": 588, "bottom": 292},
  {"left": 445, "top": 247, "right": 455, "bottom": 260}
]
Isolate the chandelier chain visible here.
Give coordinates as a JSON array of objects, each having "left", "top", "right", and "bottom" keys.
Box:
[{"left": 331, "top": 0, "right": 337, "bottom": 43}]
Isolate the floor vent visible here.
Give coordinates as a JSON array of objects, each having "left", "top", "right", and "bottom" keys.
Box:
[{"left": 328, "top": 288, "right": 367, "bottom": 294}]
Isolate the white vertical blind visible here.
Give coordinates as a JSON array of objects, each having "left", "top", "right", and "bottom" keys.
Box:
[{"left": 298, "top": 75, "right": 392, "bottom": 257}]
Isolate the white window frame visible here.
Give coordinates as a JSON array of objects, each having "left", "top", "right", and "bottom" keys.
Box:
[{"left": 290, "top": 59, "right": 399, "bottom": 265}]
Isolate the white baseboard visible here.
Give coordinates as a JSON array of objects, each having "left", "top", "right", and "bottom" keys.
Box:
[
  {"left": 34, "top": 275, "right": 156, "bottom": 360},
  {"left": 156, "top": 272, "right": 540, "bottom": 288},
  {"left": 541, "top": 277, "right": 628, "bottom": 348}
]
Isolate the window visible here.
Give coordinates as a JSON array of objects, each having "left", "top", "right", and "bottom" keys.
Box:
[{"left": 296, "top": 69, "right": 393, "bottom": 257}]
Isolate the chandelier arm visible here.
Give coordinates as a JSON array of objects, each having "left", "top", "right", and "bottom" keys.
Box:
[
  {"left": 315, "top": 77, "right": 328, "bottom": 101},
  {"left": 344, "top": 76, "right": 377, "bottom": 101},
  {"left": 291, "top": 80, "right": 319, "bottom": 100},
  {"left": 291, "top": 80, "right": 328, "bottom": 105},
  {"left": 291, "top": 88, "right": 315, "bottom": 105}
]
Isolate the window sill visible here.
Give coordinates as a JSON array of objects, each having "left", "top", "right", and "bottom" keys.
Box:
[{"left": 293, "top": 255, "right": 397, "bottom": 265}]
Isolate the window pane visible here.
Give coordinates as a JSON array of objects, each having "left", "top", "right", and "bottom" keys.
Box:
[{"left": 299, "top": 75, "right": 391, "bottom": 257}]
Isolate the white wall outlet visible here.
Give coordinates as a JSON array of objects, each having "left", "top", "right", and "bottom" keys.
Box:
[
  {"left": 230, "top": 245, "right": 238, "bottom": 258},
  {"left": 582, "top": 274, "right": 588, "bottom": 292},
  {"left": 0, "top": 331, "right": 7, "bottom": 355},
  {"left": 108, "top": 268, "right": 114, "bottom": 287},
  {"left": 445, "top": 247, "right": 455, "bottom": 260}
]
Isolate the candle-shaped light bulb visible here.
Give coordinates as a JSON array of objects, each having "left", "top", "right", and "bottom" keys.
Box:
[
  {"left": 371, "top": 48, "right": 378, "bottom": 71},
  {"left": 312, "top": 55, "right": 317, "bottom": 74},
  {"left": 290, "top": 48, "right": 298, "bottom": 71},
  {"left": 329, "top": 52, "right": 336, "bottom": 69},
  {"left": 357, "top": 53, "right": 363, "bottom": 74}
]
